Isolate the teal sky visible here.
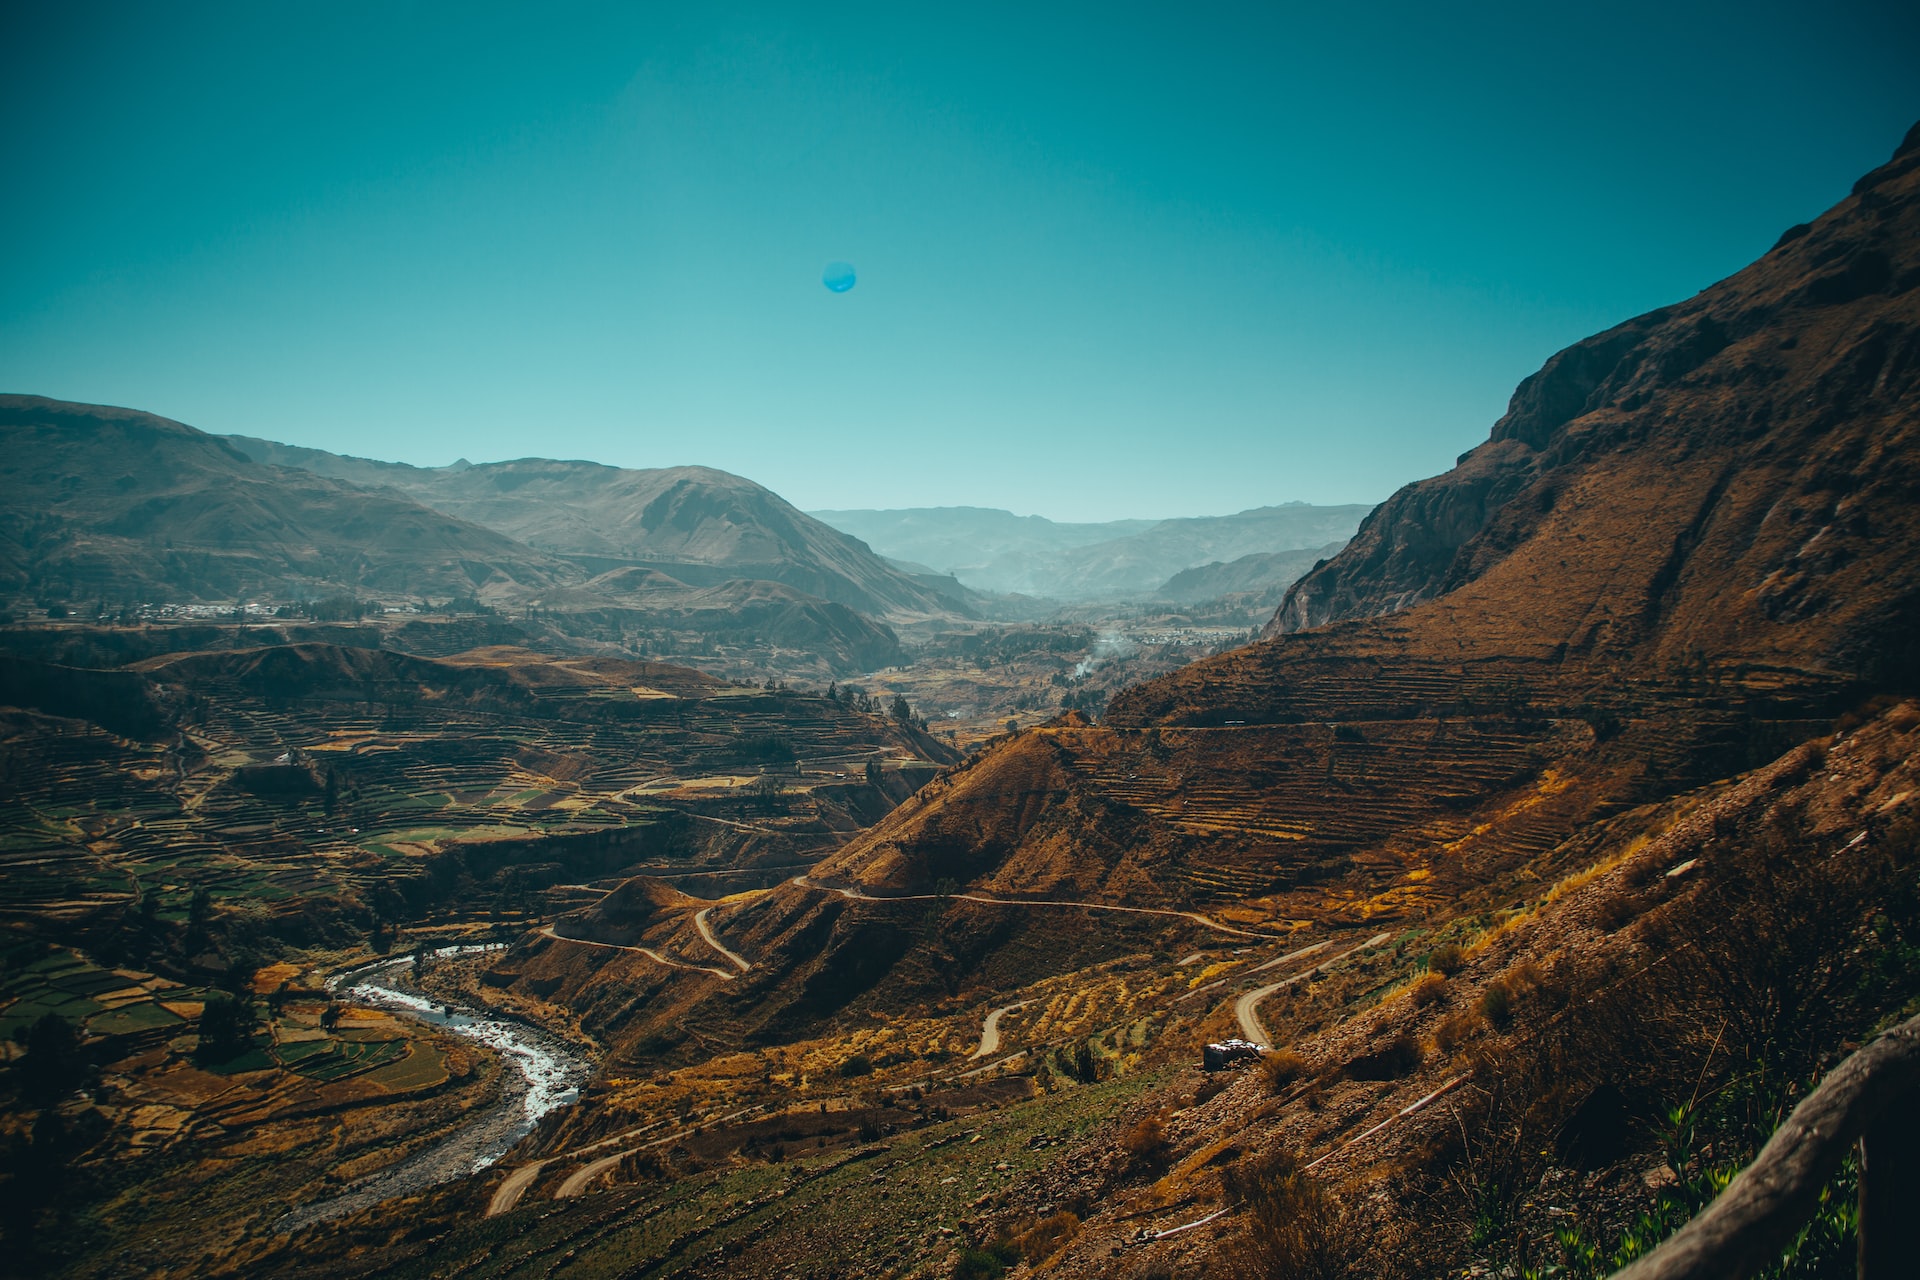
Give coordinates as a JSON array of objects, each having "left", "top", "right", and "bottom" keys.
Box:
[{"left": 3, "top": 3, "right": 1915, "bottom": 522}]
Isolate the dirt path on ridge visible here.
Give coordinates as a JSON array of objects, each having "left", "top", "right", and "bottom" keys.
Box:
[
  {"left": 536, "top": 924, "right": 736, "bottom": 981},
  {"left": 791, "top": 877, "right": 1283, "bottom": 940},
  {"left": 693, "top": 906, "right": 753, "bottom": 972}
]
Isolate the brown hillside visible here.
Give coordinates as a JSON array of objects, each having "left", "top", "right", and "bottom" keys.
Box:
[
  {"left": 561, "top": 876, "right": 705, "bottom": 947},
  {"left": 691, "top": 126, "right": 1920, "bottom": 1045},
  {"left": 1266, "top": 120, "right": 1920, "bottom": 671}
]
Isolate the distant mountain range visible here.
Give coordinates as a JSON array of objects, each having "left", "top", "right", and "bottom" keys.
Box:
[
  {"left": 811, "top": 502, "right": 1371, "bottom": 600},
  {"left": 0, "top": 398, "right": 958, "bottom": 674},
  {"left": 1, "top": 395, "right": 1375, "bottom": 681},
  {"left": 1154, "top": 542, "right": 1348, "bottom": 604},
  {"left": 0, "top": 397, "right": 570, "bottom": 604},
  {"left": 223, "top": 437, "right": 960, "bottom": 620}
]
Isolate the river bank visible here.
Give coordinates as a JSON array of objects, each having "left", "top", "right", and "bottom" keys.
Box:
[{"left": 275, "top": 947, "right": 591, "bottom": 1232}]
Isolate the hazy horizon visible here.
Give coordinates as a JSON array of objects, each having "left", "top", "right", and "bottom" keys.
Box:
[{"left": 3, "top": 3, "right": 1915, "bottom": 521}]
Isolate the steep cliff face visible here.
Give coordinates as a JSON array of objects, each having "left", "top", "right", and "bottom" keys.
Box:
[{"left": 1269, "top": 121, "right": 1920, "bottom": 644}]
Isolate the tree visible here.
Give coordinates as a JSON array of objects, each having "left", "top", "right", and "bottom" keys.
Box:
[
  {"left": 890, "top": 694, "right": 913, "bottom": 723},
  {"left": 16, "top": 1014, "right": 82, "bottom": 1106},
  {"left": 194, "top": 992, "right": 258, "bottom": 1064},
  {"left": 184, "top": 885, "right": 214, "bottom": 952},
  {"left": 221, "top": 954, "right": 259, "bottom": 996}
]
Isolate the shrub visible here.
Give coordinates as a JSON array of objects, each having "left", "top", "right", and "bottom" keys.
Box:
[
  {"left": 1225, "top": 1148, "right": 1363, "bottom": 1279},
  {"left": 1429, "top": 943, "right": 1466, "bottom": 976},
  {"left": 838, "top": 1053, "right": 874, "bottom": 1077},
  {"left": 1479, "top": 980, "right": 1514, "bottom": 1029},
  {"left": 952, "top": 1247, "right": 1010, "bottom": 1280},
  {"left": 1407, "top": 972, "right": 1447, "bottom": 1008},
  {"left": 194, "top": 992, "right": 258, "bottom": 1064},
  {"left": 1259, "top": 1049, "right": 1310, "bottom": 1093},
  {"left": 1122, "top": 1114, "right": 1172, "bottom": 1168},
  {"left": 1434, "top": 1009, "right": 1482, "bottom": 1053},
  {"left": 951, "top": 1237, "right": 1022, "bottom": 1280},
  {"left": 1595, "top": 895, "right": 1641, "bottom": 932},
  {"left": 17, "top": 1013, "right": 83, "bottom": 1106},
  {"left": 1347, "top": 1033, "right": 1423, "bottom": 1081}
]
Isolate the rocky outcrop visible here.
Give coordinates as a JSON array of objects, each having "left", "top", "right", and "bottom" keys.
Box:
[{"left": 1269, "top": 120, "right": 1920, "bottom": 641}]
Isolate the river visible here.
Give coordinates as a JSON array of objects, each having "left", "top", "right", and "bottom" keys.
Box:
[{"left": 275, "top": 946, "right": 590, "bottom": 1232}]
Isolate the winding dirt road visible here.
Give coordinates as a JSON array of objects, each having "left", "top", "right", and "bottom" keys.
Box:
[
  {"left": 790, "top": 877, "right": 1284, "bottom": 940},
  {"left": 557, "top": 1150, "right": 628, "bottom": 1199},
  {"left": 693, "top": 906, "right": 753, "bottom": 973},
  {"left": 536, "top": 924, "right": 736, "bottom": 981},
  {"left": 1235, "top": 932, "right": 1391, "bottom": 1045},
  {"left": 488, "top": 1160, "right": 548, "bottom": 1216},
  {"left": 969, "top": 1000, "right": 1031, "bottom": 1060}
]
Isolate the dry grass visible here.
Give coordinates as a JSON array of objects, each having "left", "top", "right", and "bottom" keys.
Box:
[
  {"left": 1433, "top": 1008, "right": 1482, "bottom": 1054},
  {"left": 1258, "top": 1049, "right": 1310, "bottom": 1093},
  {"left": 1123, "top": 1114, "right": 1172, "bottom": 1169},
  {"left": 1428, "top": 944, "right": 1465, "bottom": 976},
  {"left": 1405, "top": 973, "right": 1447, "bottom": 1008},
  {"left": 1006, "top": 1211, "right": 1081, "bottom": 1265},
  {"left": 1223, "top": 1148, "right": 1373, "bottom": 1280}
]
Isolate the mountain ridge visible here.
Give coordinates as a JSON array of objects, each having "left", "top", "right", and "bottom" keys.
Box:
[
  {"left": 812, "top": 502, "right": 1370, "bottom": 600},
  {"left": 0, "top": 395, "right": 570, "bottom": 604},
  {"left": 1269, "top": 119, "right": 1920, "bottom": 642},
  {"left": 226, "top": 437, "right": 961, "bottom": 622}
]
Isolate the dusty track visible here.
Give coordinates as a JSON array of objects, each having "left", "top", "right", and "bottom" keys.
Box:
[
  {"left": 1235, "top": 932, "right": 1391, "bottom": 1045},
  {"left": 536, "top": 924, "right": 736, "bottom": 981},
  {"left": 693, "top": 906, "right": 753, "bottom": 972},
  {"left": 488, "top": 1160, "right": 548, "bottom": 1216},
  {"left": 790, "top": 877, "right": 1283, "bottom": 940},
  {"left": 969, "top": 1000, "right": 1031, "bottom": 1059}
]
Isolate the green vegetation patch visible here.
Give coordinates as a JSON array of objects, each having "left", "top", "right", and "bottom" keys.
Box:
[
  {"left": 284, "top": 1036, "right": 409, "bottom": 1081},
  {"left": 361, "top": 1044, "right": 449, "bottom": 1092},
  {"left": 87, "top": 1002, "right": 184, "bottom": 1036}
]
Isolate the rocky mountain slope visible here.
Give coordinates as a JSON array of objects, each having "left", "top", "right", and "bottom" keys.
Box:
[
  {"left": 227, "top": 439, "right": 960, "bottom": 621},
  {"left": 1270, "top": 123, "right": 1920, "bottom": 646},
  {"left": 644, "top": 122, "right": 1920, "bottom": 1049}
]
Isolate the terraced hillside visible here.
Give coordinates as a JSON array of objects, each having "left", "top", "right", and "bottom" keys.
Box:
[{"left": 0, "top": 638, "right": 955, "bottom": 938}]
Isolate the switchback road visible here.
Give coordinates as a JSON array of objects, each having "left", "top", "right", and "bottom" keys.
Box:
[{"left": 1235, "top": 932, "right": 1391, "bottom": 1045}]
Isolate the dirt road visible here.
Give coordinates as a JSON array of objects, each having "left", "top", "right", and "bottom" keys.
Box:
[
  {"left": 791, "top": 877, "right": 1283, "bottom": 940},
  {"left": 969, "top": 1000, "right": 1031, "bottom": 1059},
  {"left": 1235, "top": 932, "right": 1391, "bottom": 1045},
  {"left": 537, "top": 924, "right": 736, "bottom": 981},
  {"left": 557, "top": 1150, "right": 628, "bottom": 1199},
  {"left": 488, "top": 1160, "right": 547, "bottom": 1216},
  {"left": 693, "top": 906, "right": 753, "bottom": 973}
]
